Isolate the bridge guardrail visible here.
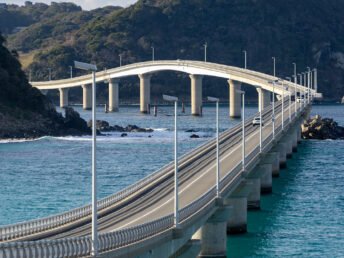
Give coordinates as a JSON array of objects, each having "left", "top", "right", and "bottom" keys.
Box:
[
  {"left": 0, "top": 100, "right": 308, "bottom": 257},
  {"left": 0, "top": 100, "right": 282, "bottom": 242}
]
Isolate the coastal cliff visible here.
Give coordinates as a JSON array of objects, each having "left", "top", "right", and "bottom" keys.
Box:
[{"left": 0, "top": 33, "right": 90, "bottom": 139}]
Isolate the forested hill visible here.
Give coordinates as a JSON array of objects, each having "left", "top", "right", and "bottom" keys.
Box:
[{"left": 6, "top": 0, "right": 344, "bottom": 102}]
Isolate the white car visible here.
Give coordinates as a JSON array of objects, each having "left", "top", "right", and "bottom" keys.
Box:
[
  {"left": 296, "top": 98, "right": 304, "bottom": 103},
  {"left": 252, "top": 117, "right": 264, "bottom": 126}
]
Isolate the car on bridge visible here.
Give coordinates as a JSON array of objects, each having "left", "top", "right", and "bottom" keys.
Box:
[
  {"left": 296, "top": 97, "right": 305, "bottom": 103},
  {"left": 252, "top": 116, "right": 264, "bottom": 126}
]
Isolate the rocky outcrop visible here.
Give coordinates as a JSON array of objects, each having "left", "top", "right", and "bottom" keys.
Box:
[
  {"left": 87, "top": 120, "right": 154, "bottom": 133},
  {"left": 302, "top": 115, "right": 344, "bottom": 140}
]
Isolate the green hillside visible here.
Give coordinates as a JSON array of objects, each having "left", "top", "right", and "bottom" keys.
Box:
[{"left": 7, "top": 0, "right": 344, "bottom": 102}]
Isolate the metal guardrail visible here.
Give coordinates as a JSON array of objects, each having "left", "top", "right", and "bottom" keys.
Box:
[{"left": 0, "top": 101, "right": 310, "bottom": 257}]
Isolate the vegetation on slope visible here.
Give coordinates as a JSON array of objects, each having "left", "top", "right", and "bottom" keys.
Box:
[{"left": 6, "top": 0, "right": 344, "bottom": 102}]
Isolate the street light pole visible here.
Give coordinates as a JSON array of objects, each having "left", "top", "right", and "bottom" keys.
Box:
[
  {"left": 203, "top": 42, "right": 207, "bottom": 62},
  {"left": 208, "top": 96, "right": 220, "bottom": 197},
  {"left": 163, "top": 94, "right": 179, "bottom": 227},
  {"left": 307, "top": 67, "right": 310, "bottom": 103},
  {"left": 256, "top": 86, "right": 263, "bottom": 152},
  {"left": 272, "top": 57, "right": 276, "bottom": 77},
  {"left": 314, "top": 68, "right": 318, "bottom": 93},
  {"left": 69, "top": 65, "right": 73, "bottom": 79},
  {"left": 236, "top": 90, "right": 246, "bottom": 171},
  {"left": 74, "top": 61, "right": 98, "bottom": 256},
  {"left": 243, "top": 50, "right": 247, "bottom": 69},
  {"left": 119, "top": 54, "right": 122, "bottom": 67},
  {"left": 282, "top": 81, "right": 284, "bottom": 130},
  {"left": 286, "top": 77, "right": 291, "bottom": 122},
  {"left": 48, "top": 68, "right": 51, "bottom": 81},
  {"left": 151, "top": 46, "right": 155, "bottom": 61},
  {"left": 292, "top": 62, "right": 297, "bottom": 115}
]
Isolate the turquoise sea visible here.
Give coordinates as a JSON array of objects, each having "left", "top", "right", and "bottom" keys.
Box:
[{"left": 0, "top": 104, "right": 343, "bottom": 256}]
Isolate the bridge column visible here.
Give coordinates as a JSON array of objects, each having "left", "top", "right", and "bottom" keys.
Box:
[
  {"left": 189, "top": 74, "right": 203, "bottom": 116},
  {"left": 281, "top": 139, "right": 293, "bottom": 159},
  {"left": 297, "top": 124, "right": 302, "bottom": 143},
  {"left": 228, "top": 79, "right": 242, "bottom": 118},
  {"left": 59, "top": 88, "right": 69, "bottom": 108},
  {"left": 257, "top": 164, "right": 273, "bottom": 194},
  {"left": 225, "top": 180, "right": 252, "bottom": 234},
  {"left": 109, "top": 78, "right": 120, "bottom": 112},
  {"left": 139, "top": 74, "right": 151, "bottom": 114},
  {"left": 82, "top": 84, "right": 92, "bottom": 110},
  {"left": 193, "top": 203, "right": 232, "bottom": 257},
  {"left": 291, "top": 128, "right": 298, "bottom": 152},
  {"left": 272, "top": 142, "right": 287, "bottom": 169},
  {"left": 256, "top": 88, "right": 271, "bottom": 111},
  {"left": 262, "top": 152, "right": 280, "bottom": 177},
  {"left": 246, "top": 177, "right": 261, "bottom": 209}
]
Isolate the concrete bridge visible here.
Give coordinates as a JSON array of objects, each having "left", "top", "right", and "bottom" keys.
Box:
[
  {"left": 0, "top": 60, "right": 317, "bottom": 257},
  {"left": 31, "top": 60, "right": 315, "bottom": 117}
]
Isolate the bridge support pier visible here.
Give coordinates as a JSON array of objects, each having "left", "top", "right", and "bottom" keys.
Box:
[
  {"left": 272, "top": 142, "right": 287, "bottom": 169},
  {"left": 281, "top": 139, "right": 293, "bottom": 159},
  {"left": 256, "top": 88, "right": 271, "bottom": 111},
  {"left": 82, "top": 84, "right": 92, "bottom": 110},
  {"left": 139, "top": 74, "right": 152, "bottom": 114},
  {"left": 246, "top": 177, "right": 261, "bottom": 209},
  {"left": 262, "top": 152, "right": 280, "bottom": 177},
  {"left": 257, "top": 164, "right": 272, "bottom": 194},
  {"left": 193, "top": 204, "right": 232, "bottom": 257},
  {"left": 291, "top": 128, "right": 298, "bottom": 152},
  {"left": 225, "top": 181, "right": 251, "bottom": 234},
  {"left": 59, "top": 88, "right": 69, "bottom": 108},
  {"left": 109, "top": 78, "right": 120, "bottom": 112},
  {"left": 228, "top": 79, "right": 242, "bottom": 118},
  {"left": 189, "top": 74, "right": 203, "bottom": 116},
  {"left": 297, "top": 124, "right": 302, "bottom": 143}
]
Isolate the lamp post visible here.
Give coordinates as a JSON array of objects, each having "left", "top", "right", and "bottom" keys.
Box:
[
  {"left": 236, "top": 90, "right": 246, "bottom": 171},
  {"left": 272, "top": 57, "right": 276, "bottom": 77},
  {"left": 74, "top": 61, "right": 98, "bottom": 256},
  {"left": 163, "top": 94, "right": 179, "bottom": 227},
  {"left": 69, "top": 65, "right": 73, "bottom": 79},
  {"left": 292, "top": 62, "right": 297, "bottom": 115},
  {"left": 268, "top": 79, "right": 280, "bottom": 139},
  {"left": 151, "top": 46, "right": 155, "bottom": 61},
  {"left": 256, "top": 86, "right": 263, "bottom": 153},
  {"left": 203, "top": 42, "right": 207, "bottom": 62},
  {"left": 243, "top": 50, "right": 247, "bottom": 69},
  {"left": 298, "top": 73, "right": 302, "bottom": 111},
  {"left": 314, "top": 68, "right": 318, "bottom": 93},
  {"left": 119, "top": 54, "right": 122, "bottom": 67},
  {"left": 286, "top": 77, "right": 291, "bottom": 122},
  {"left": 302, "top": 72, "right": 306, "bottom": 108},
  {"left": 207, "top": 96, "right": 220, "bottom": 197},
  {"left": 48, "top": 68, "right": 51, "bottom": 81},
  {"left": 307, "top": 67, "right": 310, "bottom": 103}
]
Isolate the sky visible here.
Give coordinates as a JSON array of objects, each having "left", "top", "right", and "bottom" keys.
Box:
[{"left": 2, "top": 0, "right": 138, "bottom": 10}]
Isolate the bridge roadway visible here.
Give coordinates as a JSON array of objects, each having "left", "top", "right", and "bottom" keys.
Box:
[{"left": 13, "top": 99, "right": 289, "bottom": 242}]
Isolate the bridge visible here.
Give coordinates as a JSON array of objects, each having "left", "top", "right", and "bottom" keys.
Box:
[{"left": 1, "top": 60, "right": 317, "bottom": 257}]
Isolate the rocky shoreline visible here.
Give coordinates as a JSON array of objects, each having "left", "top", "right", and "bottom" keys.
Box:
[{"left": 302, "top": 115, "right": 344, "bottom": 140}]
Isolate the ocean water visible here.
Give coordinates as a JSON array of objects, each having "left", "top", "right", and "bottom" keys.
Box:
[
  {"left": 0, "top": 104, "right": 256, "bottom": 225},
  {"left": 227, "top": 104, "right": 344, "bottom": 257},
  {"left": 1, "top": 104, "right": 343, "bottom": 257}
]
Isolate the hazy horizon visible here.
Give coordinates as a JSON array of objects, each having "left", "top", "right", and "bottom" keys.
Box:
[{"left": 2, "top": 0, "right": 138, "bottom": 10}]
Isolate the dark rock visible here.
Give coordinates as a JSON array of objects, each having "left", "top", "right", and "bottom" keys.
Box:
[
  {"left": 302, "top": 115, "right": 344, "bottom": 140},
  {"left": 190, "top": 134, "right": 200, "bottom": 138},
  {"left": 121, "top": 133, "right": 128, "bottom": 137},
  {"left": 185, "top": 129, "right": 197, "bottom": 132}
]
